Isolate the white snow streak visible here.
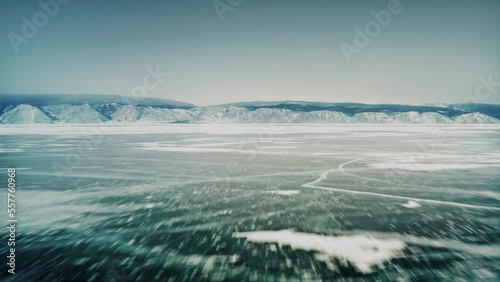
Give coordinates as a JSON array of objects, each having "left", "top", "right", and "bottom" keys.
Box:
[{"left": 234, "top": 230, "right": 405, "bottom": 274}]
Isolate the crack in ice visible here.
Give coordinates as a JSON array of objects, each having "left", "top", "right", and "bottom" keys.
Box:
[{"left": 302, "top": 159, "right": 500, "bottom": 211}]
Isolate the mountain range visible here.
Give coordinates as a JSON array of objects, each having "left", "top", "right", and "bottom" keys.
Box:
[{"left": 0, "top": 94, "right": 498, "bottom": 124}]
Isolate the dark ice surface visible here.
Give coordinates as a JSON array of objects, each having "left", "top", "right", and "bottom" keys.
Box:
[{"left": 0, "top": 124, "right": 499, "bottom": 281}]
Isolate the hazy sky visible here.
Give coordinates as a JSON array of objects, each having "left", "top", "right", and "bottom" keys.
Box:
[{"left": 1, "top": 0, "right": 499, "bottom": 106}]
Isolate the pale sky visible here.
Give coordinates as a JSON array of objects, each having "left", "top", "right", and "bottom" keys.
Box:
[{"left": 1, "top": 0, "right": 499, "bottom": 106}]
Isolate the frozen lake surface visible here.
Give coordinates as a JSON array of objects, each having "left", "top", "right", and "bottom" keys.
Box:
[{"left": 0, "top": 124, "right": 499, "bottom": 281}]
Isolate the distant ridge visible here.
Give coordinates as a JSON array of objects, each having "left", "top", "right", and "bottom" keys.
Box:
[
  {"left": 0, "top": 94, "right": 498, "bottom": 124},
  {"left": 0, "top": 94, "right": 195, "bottom": 109},
  {"left": 221, "top": 101, "right": 500, "bottom": 119}
]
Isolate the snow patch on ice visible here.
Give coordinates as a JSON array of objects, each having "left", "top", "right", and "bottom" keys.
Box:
[
  {"left": 0, "top": 148, "right": 24, "bottom": 153},
  {"left": 233, "top": 230, "right": 405, "bottom": 274},
  {"left": 370, "top": 163, "right": 499, "bottom": 171},
  {"left": 267, "top": 190, "right": 300, "bottom": 196},
  {"left": 136, "top": 142, "right": 290, "bottom": 154},
  {"left": 138, "top": 143, "right": 250, "bottom": 153},
  {"left": 402, "top": 200, "right": 421, "bottom": 209},
  {"left": 2, "top": 124, "right": 499, "bottom": 136}
]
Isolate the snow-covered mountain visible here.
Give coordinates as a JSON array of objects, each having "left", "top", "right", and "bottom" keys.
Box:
[
  {"left": 43, "top": 104, "right": 108, "bottom": 123},
  {"left": 0, "top": 95, "right": 498, "bottom": 124},
  {"left": 425, "top": 103, "right": 500, "bottom": 119},
  {"left": 0, "top": 104, "right": 52, "bottom": 124},
  {"left": 191, "top": 107, "right": 497, "bottom": 124}
]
